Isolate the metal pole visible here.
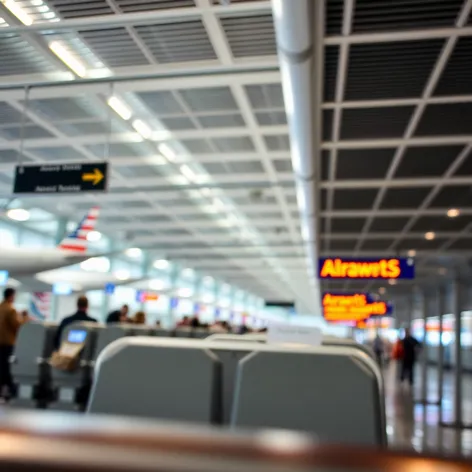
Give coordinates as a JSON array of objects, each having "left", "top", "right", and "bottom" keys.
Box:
[
  {"left": 420, "top": 289, "right": 428, "bottom": 401},
  {"left": 453, "top": 279, "right": 463, "bottom": 425},
  {"left": 438, "top": 286, "right": 445, "bottom": 406}
]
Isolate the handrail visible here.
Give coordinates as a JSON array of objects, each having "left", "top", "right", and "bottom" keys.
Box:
[{"left": 0, "top": 410, "right": 468, "bottom": 472}]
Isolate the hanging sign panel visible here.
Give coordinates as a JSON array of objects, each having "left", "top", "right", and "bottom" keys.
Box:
[
  {"left": 13, "top": 163, "right": 108, "bottom": 194},
  {"left": 322, "top": 292, "right": 393, "bottom": 323},
  {"left": 318, "top": 257, "right": 415, "bottom": 280}
]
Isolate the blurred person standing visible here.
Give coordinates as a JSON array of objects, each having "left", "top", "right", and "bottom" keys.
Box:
[
  {"left": 0, "top": 288, "right": 26, "bottom": 399},
  {"left": 400, "top": 328, "right": 421, "bottom": 386},
  {"left": 373, "top": 333, "right": 384, "bottom": 366},
  {"left": 106, "top": 304, "right": 129, "bottom": 324}
]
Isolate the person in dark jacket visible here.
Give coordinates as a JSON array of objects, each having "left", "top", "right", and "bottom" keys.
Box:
[
  {"left": 106, "top": 304, "right": 129, "bottom": 324},
  {"left": 54, "top": 295, "right": 97, "bottom": 349},
  {"left": 400, "top": 328, "right": 421, "bottom": 385}
]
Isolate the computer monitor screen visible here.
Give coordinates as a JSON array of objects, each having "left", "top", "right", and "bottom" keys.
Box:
[{"left": 67, "top": 329, "right": 87, "bottom": 344}]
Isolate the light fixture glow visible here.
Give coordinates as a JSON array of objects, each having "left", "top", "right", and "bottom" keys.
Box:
[
  {"left": 49, "top": 41, "right": 87, "bottom": 77},
  {"left": 180, "top": 164, "right": 196, "bottom": 181},
  {"left": 80, "top": 257, "right": 110, "bottom": 273},
  {"left": 425, "top": 231, "right": 435, "bottom": 241},
  {"left": 107, "top": 96, "right": 132, "bottom": 121},
  {"left": 182, "top": 268, "right": 194, "bottom": 277},
  {"left": 378, "top": 287, "right": 386, "bottom": 295},
  {"left": 6, "top": 208, "right": 30, "bottom": 221},
  {"left": 178, "top": 288, "right": 193, "bottom": 298},
  {"left": 132, "top": 119, "right": 152, "bottom": 139},
  {"left": 125, "top": 247, "right": 142, "bottom": 258},
  {"left": 447, "top": 208, "right": 460, "bottom": 218},
  {"left": 3, "top": 0, "right": 33, "bottom": 25},
  {"left": 114, "top": 269, "right": 130, "bottom": 281},
  {"left": 153, "top": 259, "right": 169, "bottom": 270},
  {"left": 388, "top": 279, "right": 397, "bottom": 286},
  {"left": 407, "top": 249, "right": 416, "bottom": 257},
  {"left": 86, "top": 230, "right": 102, "bottom": 242},
  {"left": 158, "top": 143, "right": 176, "bottom": 162},
  {"left": 201, "top": 187, "right": 212, "bottom": 197},
  {"left": 149, "top": 279, "right": 164, "bottom": 291}
]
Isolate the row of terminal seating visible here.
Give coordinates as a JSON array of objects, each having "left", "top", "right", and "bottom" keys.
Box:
[{"left": 11, "top": 322, "right": 385, "bottom": 446}]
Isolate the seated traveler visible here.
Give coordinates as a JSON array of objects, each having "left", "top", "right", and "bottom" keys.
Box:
[
  {"left": 106, "top": 304, "right": 129, "bottom": 324},
  {"left": 54, "top": 295, "right": 97, "bottom": 350}
]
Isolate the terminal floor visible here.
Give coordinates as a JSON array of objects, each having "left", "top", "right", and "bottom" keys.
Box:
[{"left": 385, "top": 362, "right": 472, "bottom": 456}]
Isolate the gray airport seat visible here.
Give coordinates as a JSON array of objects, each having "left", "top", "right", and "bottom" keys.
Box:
[
  {"left": 230, "top": 344, "right": 385, "bottom": 446},
  {"left": 87, "top": 338, "right": 385, "bottom": 446},
  {"left": 154, "top": 328, "right": 171, "bottom": 337},
  {"left": 93, "top": 325, "right": 134, "bottom": 360},
  {"left": 174, "top": 327, "right": 193, "bottom": 338},
  {"left": 191, "top": 328, "right": 209, "bottom": 339},
  {"left": 87, "top": 337, "right": 221, "bottom": 424},
  {"left": 10, "top": 322, "right": 57, "bottom": 408},
  {"left": 49, "top": 322, "right": 102, "bottom": 411}
]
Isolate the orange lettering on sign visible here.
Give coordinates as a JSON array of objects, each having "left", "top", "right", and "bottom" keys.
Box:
[
  {"left": 320, "top": 258, "right": 401, "bottom": 279},
  {"left": 322, "top": 293, "right": 388, "bottom": 322}
]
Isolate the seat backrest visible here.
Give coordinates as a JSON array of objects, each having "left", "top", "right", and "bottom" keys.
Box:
[
  {"left": 93, "top": 326, "right": 133, "bottom": 360},
  {"left": 154, "top": 328, "right": 171, "bottom": 337},
  {"left": 88, "top": 338, "right": 221, "bottom": 424},
  {"left": 230, "top": 343, "right": 385, "bottom": 446},
  {"left": 12, "top": 322, "right": 57, "bottom": 379},
  {"left": 174, "top": 327, "right": 192, "bottom": 338},
  {"left": 87, "top": 338, "right": 384, "bottom": 446},
  {"left": 191, "top": 328, "right": 209, "bottom": 339}
]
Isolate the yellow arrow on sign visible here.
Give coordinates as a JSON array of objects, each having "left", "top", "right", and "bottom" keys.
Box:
[{"left": 82, "top": 168, "right": 104, "bottom": 186}]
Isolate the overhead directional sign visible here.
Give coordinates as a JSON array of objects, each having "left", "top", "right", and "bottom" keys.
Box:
[
  {"left": 13, "top": 162, "right": 108, "bottom": 194},
  {"left": 318, "top": 257, "right": 415, "bottom": 280},
  {"left": 322, "top": 292, "right": 393, "bottom": 323}
]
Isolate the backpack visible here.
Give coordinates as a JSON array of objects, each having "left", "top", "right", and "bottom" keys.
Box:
[{"left": 392, "top": 340, "right": 404, "bottom": 360}]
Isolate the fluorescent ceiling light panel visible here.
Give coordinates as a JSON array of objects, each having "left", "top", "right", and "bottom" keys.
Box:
[
  {"left": 3, "top": 0, "right": 33, "bottom": 25},
  {"left": 6, "top": 208, "right": 30, "bottom": 221},
  {"left": 132, "top": 119, "right": 152, "bottom": 139},
  {"left": 159, "top": 143, "right": 176, "bottom": 162},
  {"left": 180, "top": 165, "right": 196, "bottom": 181},
  {"left": 114, "top": 270, "right": 130, "bottom": 281},
  {"left": 49, "top": 41, "right": 87, "bottom": 77},
  {"left": 108, "top": 96, "right": 132, "bottom": 121}
]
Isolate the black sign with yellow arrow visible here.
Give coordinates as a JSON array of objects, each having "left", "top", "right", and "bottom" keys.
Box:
[{"left": 13, "top": 162, "right": 108, "bottom": 194}]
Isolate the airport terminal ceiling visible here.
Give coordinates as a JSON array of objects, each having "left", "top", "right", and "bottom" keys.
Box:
[{"left": 0, "top": 0, "right": 471, "bottom": 312}]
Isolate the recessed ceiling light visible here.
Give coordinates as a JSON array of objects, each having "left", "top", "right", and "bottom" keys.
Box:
[
  {"left": 132, "top": 119, "right": 152, "bottom": 139},
  {"left": 447, "top": 208, "right": 460, "bottom": 218},
  {"left": 388, "top": 279, "right": 397, "bottom": 286},
  {"left": 114, "top": 270, "right": 130, "bottom": 281},
  {"left": 153, "top": 259, "right": 169, "bottom": 270},
  {"left": 424, "top": 231, "right": 435, "bottom": 240},
  {"left": 149, "top": 279, "right": 164, "bottom": 291},
  {"left": 86, "top": 230, "right": 102, "bottom": 242},
  {"left": 378, "top": 287, "right": 386, "bottom": 295},
  {"left": 407, "top": 249, "right": 416, "bottom": 257},
  {"left": 438, "top": 267, "right": 447, "bottom": 275},
  {"left": 125, "top": 247, "right": 142, "bottom": 258},
  {"left": 6, "top": 208, "right": 30, "bottom": 221}
]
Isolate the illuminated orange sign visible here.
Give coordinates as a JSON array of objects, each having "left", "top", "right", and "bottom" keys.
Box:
[
  {"left": 318, "top": 258, "right": 415, "bottom": 279},
  {"left": 322, "top": 293, "right": 389, "bottom": 323}
]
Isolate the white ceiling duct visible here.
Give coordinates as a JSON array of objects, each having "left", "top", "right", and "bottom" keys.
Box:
[{"left": 272, "top": 0, "right": 324, "bottom": 314}]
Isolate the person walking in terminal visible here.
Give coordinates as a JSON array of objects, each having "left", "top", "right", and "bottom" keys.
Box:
[
  {"left": 0, "top": 288, "right": 27, "bottom": 400},
  {"left": 373, "top": 333, "right": 384, "bottom": 367},
  {"left": 106, "top": 304, "right": 129, "bottom": 324},
  {"left": 400, "top": 328, "right": 421, "bottom": 386},
  {"left": 54, "top": 295, "right": 97, "bottom": 350}
]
